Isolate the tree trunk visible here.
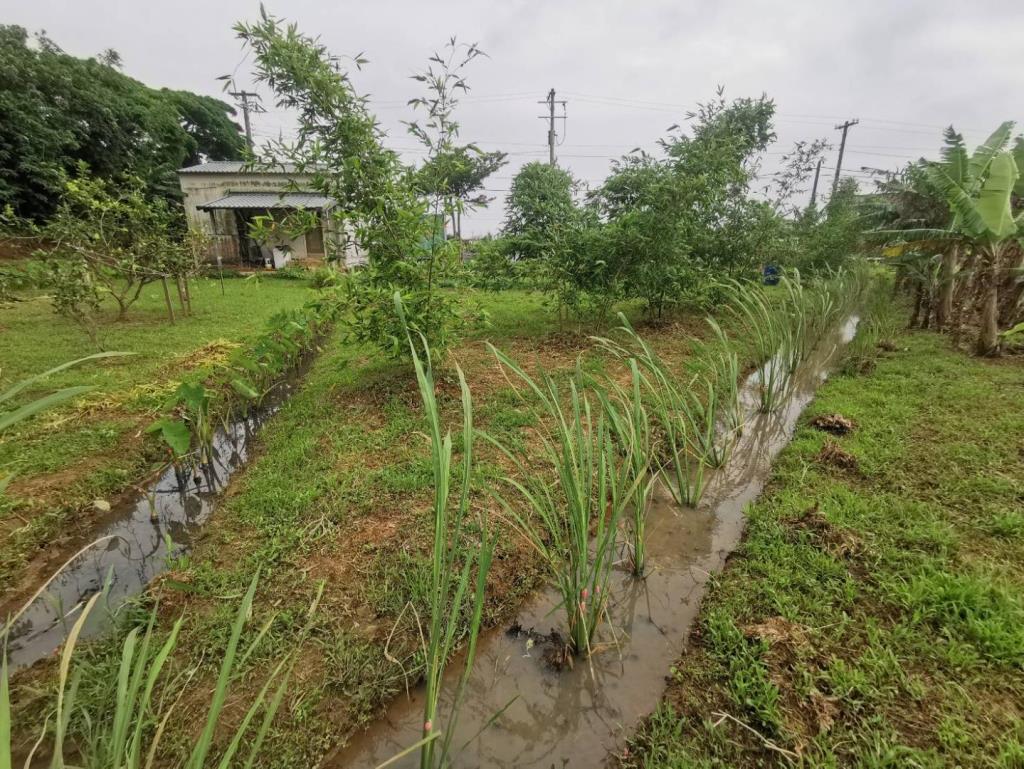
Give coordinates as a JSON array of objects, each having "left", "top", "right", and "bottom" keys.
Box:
[
  {"left": 175, "top": 276, "right": 188, "bottom": 312},
  {"left": 997, "top": 246, "right": 1023, "bottom": 327},
  {"left": 977, "top": 281, "right": 999, "bottom": 355},
  {"left": 975, "top": 246, "right": 1002, "bottom": 356},
  {"left": 936, "top": 246, "right": 957, "bottom": 331},
  {"left": 950, "top": 251, "right": 977, "bottom": 346},
  {"left": 910, "top": 281, "right": 924, "bottom": 328},
  {"left": 161, "top": 277, "right": 176, "bottom": 325},
  {"left": 113, "top": 288, "right": 129, "bottom": 321}
]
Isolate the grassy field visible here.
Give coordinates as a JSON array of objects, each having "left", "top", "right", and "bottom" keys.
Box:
[
  {"left": 0, "top": 276, "right": 315, "bottom": 593},
  {"left": 623, "top": 330, "right": 1024, "bottom": 768},
  {"left": 7, "top": 287, "right": 723, "bottom": 766}
]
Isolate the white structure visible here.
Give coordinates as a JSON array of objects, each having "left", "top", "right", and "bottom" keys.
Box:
[{"left": 178, "top": 161, "right": 366, "bottom": 269}]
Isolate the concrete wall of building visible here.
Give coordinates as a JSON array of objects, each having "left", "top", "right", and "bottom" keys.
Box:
[{"left": 180, "top": 171, "right": 368, "bottom": 269}]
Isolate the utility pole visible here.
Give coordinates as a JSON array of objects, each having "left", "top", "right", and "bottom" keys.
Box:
[
  {"left": 809, "top": 157, "right": 823, "bottom": 208},
  {"left": 832, "top": 118, "right": 859, "bottom": 196},
  {"left": 229, "top": 90, "right": 264, "bottom": 152},
  {"left": 537, "top": 88, "right": 567, "bottom": 166}
]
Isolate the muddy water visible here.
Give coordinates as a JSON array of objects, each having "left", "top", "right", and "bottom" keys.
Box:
[
  {"left": 3, "top": 375, "right": 304, "bottom": 671},
  {"left": 326, "top": 316, "right": 859, "bottom": 769}
]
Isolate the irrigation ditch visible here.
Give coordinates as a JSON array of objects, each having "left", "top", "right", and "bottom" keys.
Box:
[
  {"left": 2, "top": 287, "right": 341, "bottom": 671},
  {"left": 325, "top": 314, "right": 860, "bottom": 768},
  {"left": 3, "top": 357, "right": 317, "bottom": 671}
]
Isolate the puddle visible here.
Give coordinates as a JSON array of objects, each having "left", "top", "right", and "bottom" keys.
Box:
[
  {"left": 3, "top": 371, "right": 308, "bottom": 671},
  {"left": 326, "top": 315, "right": 859, "bottom": 769}
]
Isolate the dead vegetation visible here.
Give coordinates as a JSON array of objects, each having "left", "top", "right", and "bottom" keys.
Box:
[{"left": 810, "top": 413, "right": 857, "bottom": 435}]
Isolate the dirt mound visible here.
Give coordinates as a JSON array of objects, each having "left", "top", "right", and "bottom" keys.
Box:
[
  {"left": 810, "top": 413, "right": 857, "bottom": 435},
  {"left": 817, "top": 440, "right": 859, "bottom": 473},
  {"left": 791, "top": 504, "right": 863, "bottom": 561}
]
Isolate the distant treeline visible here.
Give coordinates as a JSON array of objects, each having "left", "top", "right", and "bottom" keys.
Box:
[{"left": 0, "top": 25, "right": 244, "bottom": 220}]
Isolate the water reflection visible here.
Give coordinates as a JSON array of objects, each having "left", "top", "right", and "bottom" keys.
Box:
[{"left": 4, "top": 382, "right": 296, "bottom": 670}]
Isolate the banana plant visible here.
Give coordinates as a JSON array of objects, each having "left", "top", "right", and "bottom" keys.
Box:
[
  {"left": 928, "top": 139, "right": 1020, "bottom": 353},
  {"left": 873, "top": 122, "right": 1022, "bottom": 353}
]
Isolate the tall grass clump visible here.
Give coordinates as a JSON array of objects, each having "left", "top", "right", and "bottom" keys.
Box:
[
  {"left": 484, "top": 349, "right": 628, "bottom": 658},
  {"left": 684, "top": 318, "right": 743, "bottom": 467},
  {"left": 394, "top": 294, "right": 496, "bottom": 769},
  {"left": 593, "top": 359, "right": 656, "bottom": 576},
  {"left": 593, "top": 315, "right": 736, "bottom": 508},
  {"left": 722, "top": 278, "right": 797, "bottom": 413},
  {"left": 724, "top": 268, "right": 866, "bottom": 413},
  {"left": 843, "top": 274, "right": 901, "bottom": 375},
  {"left": 1, "top": 572, "right": 317, "bottom": 769}
]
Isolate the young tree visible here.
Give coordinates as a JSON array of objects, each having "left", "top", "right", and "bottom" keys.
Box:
[
  {"left": 589, "top": 90, "right": 779, "bottom": 318},
  {"left": 32, "top": 167, "right": 198, "bottom": 342},
  {"left": 41, "top": 169, "right": 183, "bottom": 318},
  {"left": 415, "top": 146, "right": 507, "bottom": 238},
  {"left": 235, "top": 11, "right": 478, "bottom": 356}
]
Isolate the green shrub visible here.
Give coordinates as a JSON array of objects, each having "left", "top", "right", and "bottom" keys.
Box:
[
  {"left": 270, "top": 264, "right": 312, "bottom": 281},
  {"left": 309, "top": 267, "right": 340, "bottom": 290}
]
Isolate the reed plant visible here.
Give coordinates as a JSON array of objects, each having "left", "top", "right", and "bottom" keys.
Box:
[
  {"left": 592, "top": 315, "right": 726, "bottom": 508},
  {"left": 594, "top": 359, "right": 656, "bottom": 576},
  {"left": 484, "top": 349, "right": 627, "bottom": 657},
  {"left": 393, "top": 294, "right": 496, "bottom": 769},
  {"left": 725, "top": 267, "right": 868, "bottom": 413},
  {"left": 722, "top": 279, "right": 795, "bottom": 413},
  {"left": 678, "top": 318, "right": 743, "bottom": 468},
  {"left": 1, "top": 572, "right": 317, "bottom": 769}
]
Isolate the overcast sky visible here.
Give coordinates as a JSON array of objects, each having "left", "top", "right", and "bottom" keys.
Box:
[{"left": 4, "top": 0, "right": 1022, "bottom": 235}]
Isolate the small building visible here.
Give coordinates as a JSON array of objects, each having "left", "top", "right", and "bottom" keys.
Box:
[{"left": 178, "top": 161, "right": 366, "bottom": 269}]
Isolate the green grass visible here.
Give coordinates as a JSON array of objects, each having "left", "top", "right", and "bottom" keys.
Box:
[
  {"left": 624, "top": 330, "right": 1024, "bottom": 768},
  {"left": 4, "top": 288, "right": 720, "bottom": 767},
  {"left": 0, "top": 277, "right": 314, "bottom": 588},
  {"left": 4, "top": 282, "right": 764, "bottom": 766}
]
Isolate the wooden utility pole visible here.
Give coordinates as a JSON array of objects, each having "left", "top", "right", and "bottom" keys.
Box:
[
  {"left": 832, "top": 118, "right": 859, "bottom": 196},
  {"left": 809, "top": 157, "right": 823, "bottom": 208},
  {"left": 538, "top": 89, "right": 567, "bottom": 166},
  {"left": 229, "top": 90, "right": 263, "bottom": 151}
]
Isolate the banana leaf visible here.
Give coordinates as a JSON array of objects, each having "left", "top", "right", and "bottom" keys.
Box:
[
  {"left": 967, "top": 121, "right": 1014, "bottom": 188},
  {"left": 976, "top": 152, "right": 1019, "bottom": 239}
]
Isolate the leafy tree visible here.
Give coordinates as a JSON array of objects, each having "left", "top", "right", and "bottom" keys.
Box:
[
  {"left": 592, "top": 153, "right": 693, "bottom": 317},
  {"left": 502, "top": 162, "right": 579, "bottom": 261},
  {"left": 663, "top": 90, "right": 776, "bottom": 277},
  {"left": 787, "top": 178, "right": 863, "bottom": 274},
  {"left": 0, "top": 25, "right": 243, "bottom": 219},
  {"left": 33, "top": 168, "right": 199, "bottom": 342},
  {"left": 588, "top": 91, "right": 778, "bottom": 318},
  {"left": 97, "top": 48, "right": 122, "bottom": 69},
  {"left": 501, "top": 162, "right": 622, "bottom": 323}
]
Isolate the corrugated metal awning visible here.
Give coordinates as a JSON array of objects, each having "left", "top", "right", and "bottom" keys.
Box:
[{"left": 197, "top": 192, "right": 333, "bottom": 211}]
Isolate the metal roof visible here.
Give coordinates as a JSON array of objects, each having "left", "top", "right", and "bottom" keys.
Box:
[
  {"left": 179, "top": 161, "right": 309, "bottom": 174},
  {"left": 196, "top": 192, "right": 334, "bottom": 210}
]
